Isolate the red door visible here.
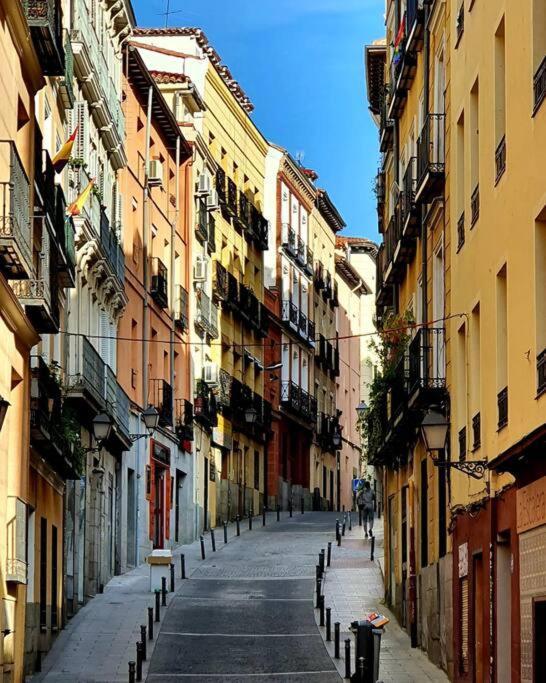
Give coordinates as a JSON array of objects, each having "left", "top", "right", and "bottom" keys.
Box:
[{"left": 154, "top": 466, "right": 165, "bottom": 549}]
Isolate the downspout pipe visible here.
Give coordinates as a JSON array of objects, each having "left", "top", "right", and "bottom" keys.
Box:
[{"left": 170, "top": 136, "right": 180, "bottom": 427}]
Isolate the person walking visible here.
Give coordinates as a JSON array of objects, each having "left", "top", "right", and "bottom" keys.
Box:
[{"left": 358, "top": 480, "right": 375, "bottom": 538}]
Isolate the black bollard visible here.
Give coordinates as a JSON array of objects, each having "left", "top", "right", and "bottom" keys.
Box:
[
  {"left": 181, "top": 553, "right": 186, "bottom": 579},
  {"left": 358, "top": 657, "right": 366, "bottom": 682},
  {"left": 326, "top": 607, "right": 331, "bottom": 641},
  {"left": 170, "top": 563, "right": 175, "bottom": 592},
  {"left": 319, "top": 595, "right": 325, "bottom": 626},
  {"left": 370, "top": 534, "right": 375, "bottom": 562},
  {"left": 200, "top": 534, "right": 206, "bottom": 560},
  {"left": 289, "top": 500, "right": 293, "bottom": 517},
  {"left": 359, "top": 508, "right": 362, "bottom": 526},
  {"left": 154, "top": 589, "right": 160, "bottom": 622},
  {"left": 335, "top": 519, "right": 340, "bottom": 541},
  {"left": 349, "top": 513, "right": 352, "bottom": 531},
  {"left": 315, "top": 578, "right": 322, "bottom": 608},
  {"left": 337, "top": 526, "right": 341, "bottom": 547},
  {"left": 136, "top": 642, "right": 143, "bottom": 681},
  {"left": 342, "top": 521, "right": 346, "bottom": 537},
  {"left": 211, "top": 528, "right": 216, "bottom": 552},
  {"left": 263, "top": 507, "right": 266, "bottom": 526},
  {"left": 319, "top": 549, "right": 325, "bottom": 572},
  {"left": 301, "top": 496, "right": 304, "bottom": 514},
  {"left": 277, "top": 505, "right": 280, "bottom": 522},
  {"left": 334, "top": 622, "right": 340, "bottom": 658},
  {"left": 128, "top": 661, "right": 136, "bottom": 683},
  {"left": 140, "top": 625, "right": 147, "bottom": 661},
  {"left": 248, "top": 510, "right": 253, "bottom": 530},
  {"left": 327, "top": 541, "right": 332, "bottom": 567},
  {"left": 344, "top": 639, "right": 351, "bottom": 679},
  {"left": 224, "top": 521, "right": 228, "bottom": 544},
  {"left": 161, "top": 576, "right": 167, "bottom": 606},
  {"left": 236, "top": 515, "right": 241, "bottom": 536},
  {"left": 148, "top": 607, "right": 154, "bottom": 640}
]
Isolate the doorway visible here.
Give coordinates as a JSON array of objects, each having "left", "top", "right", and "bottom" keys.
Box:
[
  {"left": 127, "top": 468, "right": 136, "bottom": 566},
  {"left": 496, "top": 539, "right": 512, "bottom": 682},
  {"left": 473, "top": 553, "right": 484, "bottom": 683},
  {"left": 153, "top": 466, "right": 165, "bottom": 549},
  {"left": 329, "top": 470, "right": 334, "bottom": 511},
  {"left": 204, "top": 457, "right": 209, "bottom": 532}
]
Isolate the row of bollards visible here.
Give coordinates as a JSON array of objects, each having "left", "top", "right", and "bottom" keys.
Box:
[{"left": 315, "top": 545, "right": 346, "bottom": 677}]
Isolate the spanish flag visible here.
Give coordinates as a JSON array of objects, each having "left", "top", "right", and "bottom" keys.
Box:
[
  {"left": 52, "top": 127, "right": 78, "bottom": 174},
  {"left": 66, "top": 179, "right": 94, "bottom": 217}
]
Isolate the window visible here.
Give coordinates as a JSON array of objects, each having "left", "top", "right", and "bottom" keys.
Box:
[
  {"left": 495, "top": 18, "right": 506, "bottom": 181},
  {"left": 456, "top": 112, "right": 465, "bottom": 248},
  {"left": 496, "top": 265, "right": 508, "bottom": 427},
  {"left": 470, "top": 79, "right": 480, "bottom": 227},
  {"left": 251, "top": 450, "right": 258, "bottom": 491},
  {"left": 470, "top": 304, "right": 481, "bottom": 440}
]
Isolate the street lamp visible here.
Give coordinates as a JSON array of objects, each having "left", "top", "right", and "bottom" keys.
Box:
[
  {"left": 356, "top": 401, "right": 367, "bottom": 419},
  {"left": 332, "top": 427, "right": 342, "bottom": 449},
  {"left": 0, "top": 397, "right": 10, "bottom": 433},
  {"left": 130, "top": 405, "right": 160, "bottom": 442},
  {"left": 420, "top": 409, "right": 487, "bottom": 480},
  {"left": 92, "top": 412, "right": 113, "bottom": 445},
  {"left": 244, "top": 406, "right": 258, "bottom": 425}
]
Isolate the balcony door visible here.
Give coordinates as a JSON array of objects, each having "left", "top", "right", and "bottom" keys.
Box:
[
  {"left": 433, "top": 243, "right": 445, "bottom": 380},
  {"left": 433, "top": 48, "right": 446, "bottom": 164}
]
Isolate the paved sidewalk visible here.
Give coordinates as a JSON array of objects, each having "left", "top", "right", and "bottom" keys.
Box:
[
  {"left": 317, "top": 514, "right": 449, "bottom": 682},
  {"left": 28, "top": 515, "right": 268, "bottom": 682}
]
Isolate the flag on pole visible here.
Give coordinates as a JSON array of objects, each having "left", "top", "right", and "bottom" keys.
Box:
[
  {"left": 66, "top": 179, "right": 94, "bottom": 217},
  {"left": 51, "top": 127, "right": 78, "bottom": 174},
  {"left": 392, "top": 16, "right": 405, "bottom": 66}
]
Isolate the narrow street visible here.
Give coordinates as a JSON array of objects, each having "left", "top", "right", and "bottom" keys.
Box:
[{"left": 147, "top": 512, "right": 340, "bottom": 681}]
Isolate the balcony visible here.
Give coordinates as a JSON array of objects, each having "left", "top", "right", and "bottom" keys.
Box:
[
  {"left": 213, "top": 261, "right": 229, "bottom": 302},
  {"left": 104, "top": 365, "right": 131, "bottom": 448},
  {"left": 406, "top": 0, "right": 425, "bottom": 53},
  {"left": 379, "top": 88, "right": 394, "bottom": 153},
  {"left": 175, "top": 398, "right": 194, "bottom": 442},
  {"left": 376, "top": 170, "right": 386, "bottom": 232},
  {"left": 257, "top": 303, "right": 269, "bottom": 338},
  {"left": 400, "top": 157, "right": 418, "bottom": 238},
  {"left": 471, "top": 185, "right": 480, "bottom": 227},
  {"left": 59, "top": 32, "right": 75, "bottom": 110},
  {"left": 282, "top": 299, "right": 299, "bottom": 331},
  {"left": 150, "top": 379, "right": 173, "bottom": 428},
  {"left": 100, "top": 209, "right": 124, "bottom": 284},
  {"left": 238, "top": 191, "right": 250, "bottom": 231},
  {"left": 317, "top": 412, "right": 341, "bottom": 452},
  {"left": 150, "top": 257, "right": 168, "bottom": 308},
  {"left": 314, "top": 261, "right": 325, "bottom": 290},
  {"left": 296, "top": 237, "right": 306, "bottom": 267},
  {"left": 282, "top": 223, "right": 297, "bottom": 258},
  {"left": 196, "top": 197, "right": 208, "bottom": 242},
  {"left": 472, "top": 412, "right": 481, "bottom": 451},
  {"left": 23, "top": 0, "right": 64, "bottom": 76},
  {"left": 415, "top": 114, "right": 445, "bottom": 204},
  {"left": 535, "top": 55, "right": 546, "bottom": 113},
  {"left": 497, "top": 387, "right": 508, "bottom": 430},
  {"left": 388, "top": 31, "right": 417, "bottom": 119},
  {"left": 174, "top": 285, "right": 189, "bottom": 331},
  {"left": 323, "top": 272, "right": 333, "bottom": 301},
  {"left": 0, "top": 141, "right": 32, "bottom": 279},
  {"left": 308, "top": 319, "right": 316, "bottom": 348},
  {"left": 495, "top": 136, "right": 506, "bottom": 184},
  {"left": 280, "top": 380, "right": 314, "bottom": 426},
  {"left": 196, "top": 288, "right": 219, "bottom": 339},
  {"left": 194, "top": 381, "right": 218, "bottom": 429},
  {"left": 408, "top": 327, "right": 447, "bottom": 407},
  {"left": 66, "top": 336, "right": 106, "bottom": 412},
  {"left": 538, "top": 349, "right": 546, "bottom": 396},
  {"left": 305, "top": 247, "right": 314, "bottom": 276},
  {"left": 226, "top": 178, "right": 238, "bottom": 217},
  {"left": 216, "top": 168, "right": 227, "bottom": 205},
  {"left": 226, "top": 271, "right": 239, "bottom": 310},
  {"left": 54, "top": 186, "right": 76, "bottom": 288},
  {"left": 254, "top": 212, "right": 269, "bottom": 251},
  {"left": 383, "top": 208, "right": 415, "bottom": 285},
  {"left": 30, "top": 356, "right": 80, "bottom": 478}
]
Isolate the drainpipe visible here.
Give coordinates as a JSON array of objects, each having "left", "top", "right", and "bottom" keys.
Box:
[
  {"left": 170, "top": 136, "right": 180, "bottom": 430},
  {"left": 136, "top": 84, "right": 153, "bottom": 566}
]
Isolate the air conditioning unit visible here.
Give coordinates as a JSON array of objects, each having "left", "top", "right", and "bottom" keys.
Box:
[
  {"left": 193, "top": 255, "right": 208, "bottom": 282},
  {"left": 148, "top": 160, "right": 164, "bottom": 187},
  {"left": 207, "top": 190, "right": 220, "bottom": 211},
  {"left": 196, "top": 173, "right": 211, "bottom": 196},
  {"left": 203, "top": 363, "right": 219, "bottom": 385}
]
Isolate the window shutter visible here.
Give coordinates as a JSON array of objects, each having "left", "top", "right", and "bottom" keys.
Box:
[
  {"left": 460, "top": 577, "right": 469, "bottom": 674},
  {"left": 165, "top": 471, "right": 171, "bottom": 540},
  {"left": 74, "top": 101, "right": 89, "bottom": 162},
  {"left": 99, "top": 310, "right": 109, "bottom": 364}
]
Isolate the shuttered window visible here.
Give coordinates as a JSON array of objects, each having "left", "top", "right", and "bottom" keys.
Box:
[
  {"left": 460, "top": 577, "right": 469, "bottom": 674},
  {"left": 74, "top": 101, "right": 89, "bottom": 162}
]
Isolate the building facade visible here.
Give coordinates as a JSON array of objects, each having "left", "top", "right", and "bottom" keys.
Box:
[
  {"left": 118, "top": 46, "right": 193, "bottom": 569},
  {"left": 365, "top": 0, "right": 452, "bottom": 676}
]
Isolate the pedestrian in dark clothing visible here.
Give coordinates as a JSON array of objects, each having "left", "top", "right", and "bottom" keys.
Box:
[{"left": 357, "top": 481, "right": 375, "bottom": 538}]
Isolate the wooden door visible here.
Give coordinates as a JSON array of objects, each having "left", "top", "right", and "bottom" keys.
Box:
[{"left": 473, "top": 554, "right": 484, "bottom": 683}]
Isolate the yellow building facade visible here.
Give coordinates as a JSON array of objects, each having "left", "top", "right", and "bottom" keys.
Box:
[{"left": 366, "top": 0, "right": 452, "bottom": 675}]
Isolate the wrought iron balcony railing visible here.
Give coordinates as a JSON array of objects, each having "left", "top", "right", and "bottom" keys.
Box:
[
  {"left": 175, "top": 399, "right": 194, "bottom": 442},
  {"left": 408, "top": 327, "right": 446, "bottom": 398},
  {"left": 495, "top": 136, "right": 506, "bottom": 184},
  {"left": 66, "top": 336, "right": 106, "bottom": 411},
  {"left": 24, "top": 0, "right": 65, "bottom": 76},
  {"left": 416, "top": 113, "right": 445, "bottom": 202},
  {"left": 226, "top": 178, "right": 238, "bottom": 216},
  {"left": 282, "top": 223, "right": 297, "bottom": 257},
  {"left": 457, "top": 212, "right": 465, "bottom": 251},
  {"left": 196, "top": 288, "right": 219, "bottom": 339},
  {"left": 216, "top": 167, "right": 227, "bottom": 204},
  {"left": 150, "top": 257, "right": 168, "bottom": 308},
  {"left": 213, "top": 261, "right": 229, "bottom": 302},
  {"left": 535, "top": 56, "right": 546, "bottom": 114},
  {"left": 296, "top": 237, "right": 306, "bottom": 266},
  {"left": 100, "top": 209, "right": 124, "bottom": 284},
  {"left": 150, "top": 378, "right": 173, "bottom": 427},
  {"left": 282, "top": 299, "right": 299, "bottom": 329},
  {"left": 305, "top": 246, "right": 314, "bottom": 276},
  {"left": 0, "top": 141, "right": 32, "bottom": 279},
  {"left": 174, "top": 285, "right": 189, "bottom": 331}
]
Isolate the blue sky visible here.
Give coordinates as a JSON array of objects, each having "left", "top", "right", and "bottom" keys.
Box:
[{"left": 134, "top": 0, "right": 384, "bottom": 242}]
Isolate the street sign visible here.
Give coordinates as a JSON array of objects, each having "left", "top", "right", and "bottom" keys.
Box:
[{"left": 352, "top": 478, "right": 365, "bottom": 492}]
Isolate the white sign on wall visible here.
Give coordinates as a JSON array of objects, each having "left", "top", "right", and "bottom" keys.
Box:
[{"left": 458, "top": 542, "right": 468, "bottom": 578}]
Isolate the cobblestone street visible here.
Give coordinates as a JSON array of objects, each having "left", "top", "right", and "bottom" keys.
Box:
[{"left": 30, "top": 511, "right": 448, "bottom": 682}]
